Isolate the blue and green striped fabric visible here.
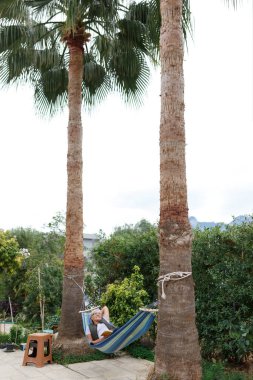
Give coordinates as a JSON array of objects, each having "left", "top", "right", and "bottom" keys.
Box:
[{"left": 81, "top": 310, "right": 156, "bottom": 354}]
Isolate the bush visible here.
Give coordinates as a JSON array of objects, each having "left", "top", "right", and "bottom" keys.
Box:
[
  {"left": 192, "top": 222, "right": 253, "bottom": 362},
  {"left": 100, "top": 266, "right": 149, "bottom": 326},
  {"left": 202, "top": 361, "right": 249, "bottom": 380},
  {"left": 9, "top": 325, "right": 28, "bottom": 344},
  {"left": 0, "top": 333, "right": 10, "bottom": 344},
  {"left": 88, "top": 221, "right": 159, "bottom": 302}
]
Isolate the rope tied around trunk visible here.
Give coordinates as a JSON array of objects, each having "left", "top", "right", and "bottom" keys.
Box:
[
  {"left": 64, "top": 274, "right": 85, "bottom": 294},
  {"left": 158, "top": 272, "right": 192, "bottom": 300}
]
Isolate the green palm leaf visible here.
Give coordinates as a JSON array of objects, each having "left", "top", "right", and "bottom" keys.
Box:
[
  {"left": 34, "top": 67, "right": 68, "bottom": 115},
  {"left": 0, "top": 25, "right": 27, "bottom": 52},
  {"left": 0, "top": 0, "right": 193, "bottom": 114}
]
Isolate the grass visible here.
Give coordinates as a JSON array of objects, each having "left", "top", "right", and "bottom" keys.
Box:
[
  {"left": 125, "top": 344, "right": 155, "bottom": 362},
  {"left": 52, "top": 349, "right": 108, "bottom": 365},
  {"left": 202, "top": 361, "right": 252, "bottom": 380}
]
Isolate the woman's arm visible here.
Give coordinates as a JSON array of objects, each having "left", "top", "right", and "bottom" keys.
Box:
[
  {"left": 86, "top": 333, "right": 105, "bottom": 344},
  {"left": 101, "top": 305, "right": 110, "bottom": 321}
]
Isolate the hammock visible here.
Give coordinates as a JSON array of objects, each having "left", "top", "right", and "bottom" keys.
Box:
[{"left": 81, "top": 308, "right": 156, "bottom": 354}]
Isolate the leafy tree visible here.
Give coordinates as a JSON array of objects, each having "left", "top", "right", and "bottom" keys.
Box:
[
  {"left": 0, "top": 230, "right": 20, "bottom": 274},
  {"left": 86, "top": 219, "right": 159, "bottom": 302},
  {"left": 101, "top": 265, "right": 149, "bottom": 326},
  {"left": 46, "top": 211, "right": 66, "bottom": 236},
  {"left": 20, "top": 255, "right": 63, "bottom": 327},
  {"left": 3, "top": 218, "right": 65, "bottom": 326},
  {"left": 0, "top": 231, "right": 20, "bottom": 317},
  {"left": 11, "top": 226, "right": 65, "bottom": 261}
]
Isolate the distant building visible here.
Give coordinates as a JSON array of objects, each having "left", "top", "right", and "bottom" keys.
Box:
[{"left": 83, "top": 233, "right": 99, "bottom": 258}]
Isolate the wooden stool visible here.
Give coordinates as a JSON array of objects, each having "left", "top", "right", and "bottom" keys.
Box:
[{"left": 22, "top": 333, "right": 53, "bottom": 368}]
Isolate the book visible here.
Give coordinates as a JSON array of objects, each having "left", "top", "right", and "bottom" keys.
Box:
[{"left": 101, "top": 330, "right": 113, "bottom": 337}]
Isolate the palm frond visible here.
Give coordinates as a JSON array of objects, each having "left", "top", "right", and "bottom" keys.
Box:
[
  {"left": 0, "top": 25, "right": 27, "bottom": 53},
  {"left": 33, "top": 48, "right": 63, "bottom": 70},
  {"left": 82, "top": 73, "right": 111, "bottom": 109},
  {"left": 0, "top": 52, "right": 10, "bottom": 84},
  {"left": 81, "top": 51, "right": 111, "bottom": 108},
  {"left": 86, "top": 0, "right": 119, "bottom": 23},
  {"left": 117, "top": 18, "right": 148, "bottom": 52},
  {"left": 0, "top": 50, "right": 37, "bottom": 88},
  {"left": 0, "top": 0, "right": 160, "bottom": 114},
  {"left": 109, "top": 46, "right": 150, "bottom": 106},
  {"left": 24, "top": 0, "right": 66, "bottom": 24},
  {"left": 182, "top": 0, "right": 193, "bottom": 45},
  {"left": 0, "top": 0, "right": 29, "bottom": 22},
  {"left": 6, "top": 48, "right": 32, "bottom": 83},
  {"left": 34, "top": 66, "right": 68, "bottom": 116},
  {"left": 128, "top": 0, "right": 160, "bottom": 58},
  {"left": 84, "top": 61, "right": 106, "bottom": 93}
]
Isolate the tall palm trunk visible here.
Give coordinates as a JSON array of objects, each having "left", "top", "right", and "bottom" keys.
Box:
[
  {"left": 154, "top": 0, "right": 202, "bottom": 378},
  {"left": 56, "top": 42, "right": 86, "bottom": 354}
]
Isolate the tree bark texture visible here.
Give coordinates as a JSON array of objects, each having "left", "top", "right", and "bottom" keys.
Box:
[
  {"left": 154, "top": 1, "right": 202, "bottom": 379},
  {"left": 56, "top": 43, "right": 86, "bottom": 353}
]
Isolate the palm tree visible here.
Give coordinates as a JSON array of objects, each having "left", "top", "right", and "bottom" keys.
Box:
[
  {"left": 153, "top": 0, "right": 202, "bottom": 378},
  {"left": 0, "top": 0, "right": 159, "bottom": 354},
  {"left": 154, "top": 0, "right": 244, "bottom": 378}
]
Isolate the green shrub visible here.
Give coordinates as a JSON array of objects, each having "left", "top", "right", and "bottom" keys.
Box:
[
  {"left": 45, "top": 314, "right": 60, "bottom": 330},
  {"left": 9, "top": 324, "right": 28, "bottom": 344},
  {"left": 202, "top": 361, "right": 248, "bottom": 380},
  {"left": 89, "top": 221, "right": 159, "bottom": 301},
  {"left": 100, "top": 266, "right": 149, "bottom": 326},
  {"left": 0, "top": 333, "right": 10, "bottom": 343},
  {"left": 192, "top": 221, "right": 253, "bottom": 363}
]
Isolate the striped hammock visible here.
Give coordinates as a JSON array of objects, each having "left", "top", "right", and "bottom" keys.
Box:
[{"left": 81, "top": 309, "right": 156, "bottom": 354}]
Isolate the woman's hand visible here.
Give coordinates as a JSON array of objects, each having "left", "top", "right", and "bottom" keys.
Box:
[{"left": 92, "top": 336, "right": 105, "bottom": 344}]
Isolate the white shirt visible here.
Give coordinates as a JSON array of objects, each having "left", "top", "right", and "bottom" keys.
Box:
[{"left": 85, "top": 316, "right": 110, "bottom": 339}]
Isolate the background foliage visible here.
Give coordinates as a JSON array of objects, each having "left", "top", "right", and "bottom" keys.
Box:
[
  {"left": 0, "top": 230, "right": 20, "bottom": 275},
  {"left": 101, "top": 265, "right": 149, "bottom": 326},
  {"left": 1, "top": 215, "right": 253, "bottom": 363},
  {"left": 0, "top": 216, "right": 65, "bottom": 326},
  {"left": 192, "top": 221, "right": 253, "bottom": 362},
  {"left": 85, "top": 219, "right": 159, "bottom": 304}
]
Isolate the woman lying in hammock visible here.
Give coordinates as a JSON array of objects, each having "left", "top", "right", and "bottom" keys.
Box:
[{"left": 85, "top": 306, "right": 116, "bottom": 344}]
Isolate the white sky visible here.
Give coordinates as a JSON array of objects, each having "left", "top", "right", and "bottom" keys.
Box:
[{"left": 0, "top": 0, "right": 252, "bottom": 235}]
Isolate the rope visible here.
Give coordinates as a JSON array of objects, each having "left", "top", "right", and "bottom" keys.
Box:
[
  {"left": 64, "top": 274, "right": 85, "bottom": 294},
  {"left": 158, "top": 272, "right": 192, "bottom": 300}
]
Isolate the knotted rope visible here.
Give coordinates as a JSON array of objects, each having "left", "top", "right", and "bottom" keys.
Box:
[{"left": 158, "top": 272, "right": 192, "bottom": 300}]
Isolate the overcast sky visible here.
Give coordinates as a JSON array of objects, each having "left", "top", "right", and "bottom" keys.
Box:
[{"left": 0, "top": 0, "right": 252, "bottom": 235}]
